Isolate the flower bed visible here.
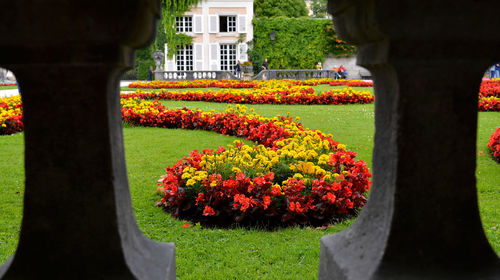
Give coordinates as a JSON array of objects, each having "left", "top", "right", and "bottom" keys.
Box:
[
  {"left": 128, "top": 80, "right": 258, "bottom": 89},
  {"left": 480, "top": 79, "right": 500, "bottom": 98},
  {"left": 121, "top": 98, "right": 372, "bottom": 227},
  {"left": 0, "top": 95, "right": 23, "bottom": 135},
  {"left": 478, "top": 96, "right": 500, "bottom": 111},
  {"left": 488, "top": 127, "right": 500, "bottom": 163},
  {"left": 1, "top": 78, "right": 498, "bottom": 136},
  {"left": 0, "top": 83, "right": 17, "bottom": 87},
  {"left": 127, "top": 79, "right": 374, "bottom": 89},
  {"left": 121, "top": 86, "right": 375, "bottom": 105}
]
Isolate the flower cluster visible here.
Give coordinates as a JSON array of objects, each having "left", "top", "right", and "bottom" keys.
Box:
[
  {"left": 121, "top": 99, "right": 292, "bottom": 147},
  {"left": 478, "top": 80, "right": 500, "bottom": 111},
  {"left": 0, "top": 95, "right": 23, "bottom": 135},
  {"left": 127, "top": 79, "right": 373, "bottom": 89},
  {"left": 480, "top": 79, "right": 500, "bottom": 98},
  {"left": 488, "top": 127, "right": 500, "bottom": 163},
  {"left": 327, "top": 80, "right": 373, "bottom": 87},
  {"left": 0, "top": 83, "right": 17, "bottom": 87},
  {"left": 137, "top": 102, "right": 373, "bottom": 227},
  {"left": 124, "top": 79, "right": 375, "bottom": 105},
  {"left": 128, "top": 79, "right": 258, "bottom": 89},
  {"left": 478, "top": 96, "right": 500, "bottom": 111}
]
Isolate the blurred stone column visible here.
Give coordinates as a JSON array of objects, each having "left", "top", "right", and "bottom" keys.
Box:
[
  {"left": 0, "top": 1, "right": 176, "bottom": 279},
  {"left": 319, "top": 0, "right": 500, "bottom": 279}
]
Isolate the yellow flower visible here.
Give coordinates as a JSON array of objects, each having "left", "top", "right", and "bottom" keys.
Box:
[{"left": 232, "top": 167, "right": 241, "bottom": 174}]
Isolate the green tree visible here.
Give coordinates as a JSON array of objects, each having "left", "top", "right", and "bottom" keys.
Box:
[{"left": 254, "top": 0, "right": 308, "bottom": 18}]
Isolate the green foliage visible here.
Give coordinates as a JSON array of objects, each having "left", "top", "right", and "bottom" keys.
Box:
[
  {"left": 248, "top": 17, "right": 356, "bottom": 70},
  {"left": 311, "top": 0, "right": 328, "bottom": 18},
  {"left": 254, "top": 0, "right": 308, "bottom": 18},
  {"left": 131, "top": 0, "right": 200, "bottom": 78},
  {"left": 161, "top": 0, "right": 200, "bottom": 58},
  {"left": 135, "top": 47, "right": 155, "bottom": 80}
]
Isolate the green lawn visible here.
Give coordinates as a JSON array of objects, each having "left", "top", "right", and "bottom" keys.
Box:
[
  {"left": 0, "top": 84, "right": 498, "bottom": 279},
  {"left": 0, "top": 86, "right": 17, "bottom": 90}
]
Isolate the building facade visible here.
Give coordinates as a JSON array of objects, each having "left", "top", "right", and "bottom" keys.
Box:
[{"left": 165, "top": 0, "right": 253, "bottom": 72}]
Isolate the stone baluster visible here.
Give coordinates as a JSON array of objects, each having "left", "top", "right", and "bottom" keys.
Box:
[
  {"left": 0, "top": 1, "right": 176, "bottom": 279},
  {"left": 319, "top": 0, "right": 500, "bottom": 279}
]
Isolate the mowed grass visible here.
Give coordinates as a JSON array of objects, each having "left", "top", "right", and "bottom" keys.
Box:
[
  {"left": 0, "top": 84, "right": 498, "bottom": 279},
  {"left": 0, "top": 86, "right": 17, "bottom": 90}
]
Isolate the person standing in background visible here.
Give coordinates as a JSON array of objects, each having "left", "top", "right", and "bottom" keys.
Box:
[
  {"left": 148, "top": 66, "right": 154, "bottom": 81},
  {"left": 262, "top": 58, "right": 269, "bottom": 70},
  {"left": 494, "top": 63, "right": 500, "bottom": 79},
  {"left": 235, "top": 60, "right": 242, "bottom": 78}
]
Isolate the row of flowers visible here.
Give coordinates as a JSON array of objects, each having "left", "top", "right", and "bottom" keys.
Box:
[
  {"left": 0, "top": 95, "right": 23, "bottom": 135},
  {"left": 480, "top": 79, "right": 500, "bottom": 97},
  {"left": 479, "top": 96, "right": 500, "bottom": 111},
  {"left": 488, "top": 127, "right": 500, "bottom": 163},
  {"left": 127, "top": 79, "right": 374, "bottom": 89},
  {"left": 120, "top": 98, "right": 372, "bottom": 226},
  {"left": 121, "top": 87, "right": 375, "bottom": 105},
  {"left": 0, "top": 83, "right": 17, "bottom": 87}
]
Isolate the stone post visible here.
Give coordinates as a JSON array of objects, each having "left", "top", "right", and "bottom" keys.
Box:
[
  {"left": 0, "top": 1, "right": 176, "bottom": 279},
  {"left": 319, "top": 0, "right": 500, "bottom": 279}
]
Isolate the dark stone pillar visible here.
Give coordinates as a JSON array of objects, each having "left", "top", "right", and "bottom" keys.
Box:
[
  {"left": 320, "top": 1, "right": 500, "bottom": 279},
  {"left": 0, "top": 1, "right": 175, "bottom": 279}
]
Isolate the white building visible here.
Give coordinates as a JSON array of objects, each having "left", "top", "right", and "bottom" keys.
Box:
[{"left": 165, "top": 0, "right": 254, "bottom": 71}]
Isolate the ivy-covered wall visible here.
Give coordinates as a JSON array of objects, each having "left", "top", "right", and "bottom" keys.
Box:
[{"left": 248, "top": 17, "right": 356, "bottom": 71}]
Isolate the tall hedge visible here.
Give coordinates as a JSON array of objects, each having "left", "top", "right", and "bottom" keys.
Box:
[{"left": 248, "top": 17, "right": 356, "bottom": 70}]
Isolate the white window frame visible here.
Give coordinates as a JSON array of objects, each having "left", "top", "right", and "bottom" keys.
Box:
[
  {"left": 219, "top": 15, "right": 237, "bottom": 33},
  {"left": 176, "top": 45, "right": 194, "bottom": 71},
  {"left": 220, "top": 44, "right": 237, "bottom": 71},
  {"left": 175, "top": 16, "right": 193, "bottom": 33}
]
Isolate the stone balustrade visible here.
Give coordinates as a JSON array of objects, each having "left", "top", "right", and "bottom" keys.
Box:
[
  {"left": 155, "top": 70, "right": 239, "bottom": 81},
  {"left": 252, "top": 70, "right": 338, "bottom": 80}
]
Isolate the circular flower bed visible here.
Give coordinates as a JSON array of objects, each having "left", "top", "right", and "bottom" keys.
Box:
[
  {"left": 488, "top": 127, "right": 500, "bottom": 163},
  {"left": 121, "top": 98, "right": 372, "bottom": 227}
]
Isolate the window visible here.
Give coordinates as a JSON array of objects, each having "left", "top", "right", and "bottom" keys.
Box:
[
  {"left": 219, "top": 16, "right": 236, "bottom": 33},
  {"left": 220, "top": 44, "right": 236, "bottom": 71},
  {"left": 176, "top": 45, "right": 193, "bottom": 71},
  {"left": 176, "top": 16, "right": 192, "bottom": 33}
]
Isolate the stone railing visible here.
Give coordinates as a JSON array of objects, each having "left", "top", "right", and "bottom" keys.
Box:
[
  {"left": 155, "top": 70, "right": 239, "bottom": 81},
  {"left": 252, "top": 70, "right": 338, "bottom": 80}
]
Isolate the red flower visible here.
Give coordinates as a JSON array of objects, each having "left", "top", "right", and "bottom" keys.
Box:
[
  {"left": 203, "top": 206, "right": 215, "bottom": 216},
  {"left": 263, "top": 196, "right": 271, "bottom": 209}
]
